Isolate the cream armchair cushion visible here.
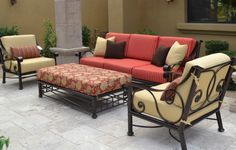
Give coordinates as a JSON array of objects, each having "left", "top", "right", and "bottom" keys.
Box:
[
  {"left": 133, "top": 83, "right": 219, "bottom": 124},
  {"left": 1, "top": 35, "right": 37, "bottom": 59},
  {"left": 5, "top": 57, "right": 55, "bottom": 73}
]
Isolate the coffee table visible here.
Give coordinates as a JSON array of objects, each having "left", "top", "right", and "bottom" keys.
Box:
[{"left": 37, "top": 63, "right": 132, "bottom": 118}]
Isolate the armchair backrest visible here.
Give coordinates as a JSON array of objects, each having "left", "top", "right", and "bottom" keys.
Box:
[
  {"left": 174, "top": 53, "right": 232, "bottom": 112},
  {"left": 0, "top": 35, "right": 37, "bottom": 60}
]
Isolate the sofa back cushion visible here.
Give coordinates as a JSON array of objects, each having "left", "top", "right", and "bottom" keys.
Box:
[
  {"left": 157, "top": 36, "right": 196, "bottom": 59},
  {"left": 126, "top": 34, "right": 159, "bottom": 61},
  {"left": 106, "top": 32, "right": 131, "bottom": 54},
  {"left": 1, "top": 35, "right": 37, "bottom": 59}
]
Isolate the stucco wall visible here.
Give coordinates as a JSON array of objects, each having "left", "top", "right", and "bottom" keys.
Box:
[
  {"left": 0, "top": 0, "right": 55, "bottom": 46},
  {"left": 81, "top": 0, "right": 108, "bottom": 33},
  {"left": 138, "top": 0, "right": 236, "bottom": 54}
]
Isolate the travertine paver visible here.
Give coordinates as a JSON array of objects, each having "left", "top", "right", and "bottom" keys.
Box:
[{"left": 0, "top": 77, "right": 236, "bottom": 150}]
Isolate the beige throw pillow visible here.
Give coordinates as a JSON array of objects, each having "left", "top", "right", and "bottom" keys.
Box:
[
  {"left": 94, "top": 36, "right": 115, "bottom": 56},
  {"left": 165, "top": 41, "right": 188, "bottom": 65}
]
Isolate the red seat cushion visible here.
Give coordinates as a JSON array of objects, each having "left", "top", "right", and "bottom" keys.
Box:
[
  {"left": 103, "top": 58, "right": 150, "bottom": 74},
  {"left": 106, "top": 32, "right": 131, "bottom": 55},
  {"left": 132, "top": 65, "right": 166, "bottom": 83},
  {"left": 80, "top": 57, "right": 106, "bottom": 68},
  {"left": 126, "top": 34, "right": 159, "bottom": 61},
  {"left": 157, "top": 36, "right": 196, "bottom": 59}
]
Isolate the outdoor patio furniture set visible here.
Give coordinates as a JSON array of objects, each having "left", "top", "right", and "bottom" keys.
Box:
[{"left": 0, "top": 33, "right": 235, "bottom": 150}]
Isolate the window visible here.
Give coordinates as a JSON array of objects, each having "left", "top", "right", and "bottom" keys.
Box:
[{"left": 188, "top": 0, "right": 236, "bottom": 23}]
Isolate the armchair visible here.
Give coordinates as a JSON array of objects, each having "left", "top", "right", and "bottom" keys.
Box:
[
  {"left": 127, "top": 53, "right": 236, "bottom": 150},
  {"left": 0, "top": 34, "right": 58, "bottom": 90}
]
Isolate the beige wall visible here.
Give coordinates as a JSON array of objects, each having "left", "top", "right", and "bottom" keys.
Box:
[
  {"left": 1, "top": 0, "right": 235, "bottom": 53},
  {"left": 136, "top": 0, "right": 236, "bottom": 54},
  {"left": 0, "top": 0, "right": 55, "bottom": 46},
  {"left": 81, "top": 0, "right": 108, "bottom": 33}
]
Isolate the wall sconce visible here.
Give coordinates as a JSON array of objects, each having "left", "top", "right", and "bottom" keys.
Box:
[
  {"left": 166, "top": 0, "right": 174, "bottom": 4},
  {"left": 10, "top": 0, "right": 17, "bottom": 5}
]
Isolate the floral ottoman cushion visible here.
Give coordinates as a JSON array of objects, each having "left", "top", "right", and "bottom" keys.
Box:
[{"left": 37, "top": 63, "right": 132, "bottom": 96}]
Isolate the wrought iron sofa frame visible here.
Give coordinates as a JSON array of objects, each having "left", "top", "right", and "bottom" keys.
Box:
[
  {"left": 127, "top": 57, "right": 236, "bottom": 150},
  {"left": 0, "top": 40, "right": 58, "bottom": 90}
]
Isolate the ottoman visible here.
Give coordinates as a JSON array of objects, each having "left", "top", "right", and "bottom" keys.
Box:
[{"left": 37, "top": 63, "right": 132, "bottom": 118}]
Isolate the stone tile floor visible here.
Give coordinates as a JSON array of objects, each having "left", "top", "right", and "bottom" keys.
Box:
[{"left": 0, "top": 77, "right": 236, "bottom": 150}]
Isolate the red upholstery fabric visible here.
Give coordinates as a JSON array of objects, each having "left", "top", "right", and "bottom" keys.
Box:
[
  {"left": 80, "top": 57, "right": 106, "bottom": 68},
  {"left": 106, "top": 32, "right": 131, "bottom": 54},
  {"left": 103, "top": 58, "right": 150, "bottom": 74},
  {"left": 157, "top": 36, "right": 196, "bottom": 58},
  {"left": 126, "top": 34, "right": 159, "bottom": 61},
  {"left": 132, "top": 64, "right": 166, "bottom": 83}
]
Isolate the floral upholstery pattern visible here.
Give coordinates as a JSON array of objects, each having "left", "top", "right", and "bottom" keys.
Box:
[{"left": 37, "top": 63, "right": 132, "bottom": 96}]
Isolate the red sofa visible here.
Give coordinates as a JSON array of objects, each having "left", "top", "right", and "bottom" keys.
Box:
[{"left": 78, "top": 32, "right": 201, "bottom": 84}]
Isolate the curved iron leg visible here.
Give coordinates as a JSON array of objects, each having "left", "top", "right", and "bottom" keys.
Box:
[
  {"left": 38, "top": 82, "right": 43, "bottom": 98},
  {"left": 179, "top": 130, "right": 187, "bottom": 150},
  {"left": 18, "top": 73, "right": 23, "bottom": 90},
  {"left": 2, "top": 70, "right": 6, "bottom": 84},
  {"left": 127, "top": 111, "right": 134, "bottom": 136},
  {"left": 216, "top": 111, "right": 224, "bottom": 132}
]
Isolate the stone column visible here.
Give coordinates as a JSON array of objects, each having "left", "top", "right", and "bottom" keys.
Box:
[
  {"left": 230, "top": 72, "right": 236, "bottom": 113},
  {"left": 52, "top": 0, "right": 89, "bottom": 64}
]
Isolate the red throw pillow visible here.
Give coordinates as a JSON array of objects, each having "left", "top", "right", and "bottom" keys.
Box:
[
  {"left": 11, "top": 46, "right": 40, "bottom": 59},
  {"left": 160, "top": 77, "right": 182, "bottom": 103}
]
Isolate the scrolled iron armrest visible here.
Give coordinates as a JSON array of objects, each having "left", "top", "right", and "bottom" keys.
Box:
[
  {"left": 75, "top": 49, "right": 93, "bottom": 63},
  {"left": 15, "top": 56, "right": 23, "bottom": 63},
  {"left": 163, "top": 62, "right": 183, "bottom": 82},
  {"left": 129, "top": 83, "right": 185, "bottom": 124},
  {"left": 53, "top": 52, "right": 59, "bottom": 57}
]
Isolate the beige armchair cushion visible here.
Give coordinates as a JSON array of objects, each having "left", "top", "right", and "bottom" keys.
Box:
[
  {"left": 133, "top": 83, "right": 219, "bottom": 124},
  {"left": 5, "top": 57, "right": 55, "bottom": 73},
  {"left": 1, "top": 35, "right": 37, "bottom": 59}
]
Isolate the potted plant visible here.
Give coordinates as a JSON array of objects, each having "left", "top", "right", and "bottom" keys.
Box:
[{"left": 0, "top": 136, "right": 9, "bottom": 150}]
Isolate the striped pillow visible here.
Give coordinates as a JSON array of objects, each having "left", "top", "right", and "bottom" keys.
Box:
[{"left": 11, "top": 46, "right": 40, "bottom": 59}]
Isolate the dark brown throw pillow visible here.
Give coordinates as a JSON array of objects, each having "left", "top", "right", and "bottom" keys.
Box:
[
  {"left": 11, "top": 46, "right": 40, "bottom": 59},
  {"left": 104, "top": 41, "right": 126, "bottom": 59},
  {"left": 160, "top": 77, "right": 182, "bottom": 102},
  {"left": 151, "top": 46, "right": 170, "bottom": 67}
]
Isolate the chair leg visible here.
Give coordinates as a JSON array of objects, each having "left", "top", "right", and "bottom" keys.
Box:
[
  {"left": 38, "top": 82, "right": 43, "bottom": 98},
  {"left": 18, "top": 73, "right": 23, "bottom": 90},
  {"left": 127, "top": 112, "right": 134, "bottom": 136},
  {"left": 2, "top": 70, "right": 6, "bottom": 84},
  {"left": 216, "top": 111, "right": 224, "bottom": 132},
  {"left": 179, "top": 130, "right": 187, "bottom": 150}
]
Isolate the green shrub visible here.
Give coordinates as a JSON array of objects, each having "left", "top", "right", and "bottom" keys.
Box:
[
  {"left": 0, "top": 136, "right": 9, "bottom": 150},
  {"left": 205, "top": 40, "right": 229, "bottom": 54},
  {"left": 205, "top": 40, "right": 236, "bottom": 91},
  {"left": 42, "top": 21, "right": 56, "bottom": 58},
  {"left": 0, "top": 26, "right": 19, "bottom": 37},
  {"left": 138, "top": 28, "right": 157, "bottom": 35},
  {"left": 82, "top": 26, "right": 91, "bottom": 47}
]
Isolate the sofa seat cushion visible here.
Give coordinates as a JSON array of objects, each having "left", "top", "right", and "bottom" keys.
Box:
[
  {"left": 132, "top": 64, "right": 166, "bottom": 83},
  {"left": 157, "top": 36, "right": 196, "bottom": 59},
  {"left": 5, "top": 57, "right": 55, "bottom": 73},
  {"left": 126, "top": 34, "right": 159, "bottom": 61},
  {"left": 80, "top": 57, "right": 106, "bottom": 68},
  {"left": 103, "top": 58, "right": 150, "bottom": 74},
  {"left": 133, "top": 83, "right": 219, "bottom": 124}
]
